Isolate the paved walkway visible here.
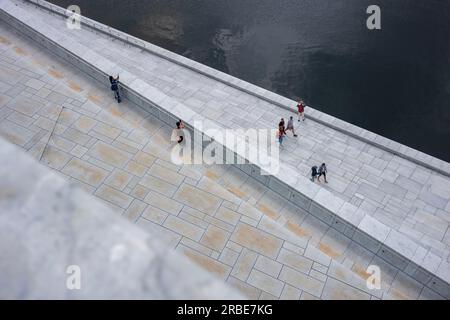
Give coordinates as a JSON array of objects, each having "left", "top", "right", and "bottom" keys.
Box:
[
  {"left": 0, "top": 18, "right": 445, "bottom": 299},
  {"left": 18, "top": 0, "right": 450, "bottom": 264}
]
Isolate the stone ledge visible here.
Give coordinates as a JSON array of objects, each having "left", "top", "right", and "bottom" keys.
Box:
[
  {"left": 1, "top": 1, "right": 449, "bottom": 298},
  {"left": 22, "top": 0, "right": 450, "bottom": 178}
]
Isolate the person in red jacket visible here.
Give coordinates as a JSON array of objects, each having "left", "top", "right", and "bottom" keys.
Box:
[{"left": 297, "top": 99, "right": 305, "bottom": 122}]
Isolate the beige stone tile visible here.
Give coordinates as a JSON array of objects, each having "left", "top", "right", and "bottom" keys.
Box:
[
  {"left": 256, "top": 203, "right": 281, "bottom": 220},
  {"left": 62, "top": 157, "right": 109, "bottom": 187},
  {"left": 310, "top": 269, "right": 327, "bottom": 282},
  {"left": 230, "top": 223, "right": 283, "bottom": 259},
  {"left": 141, "top": 204, "right": 169, "bottom": 225},
  {"left": 148, "top": 163, "right": 184, "bottom": 186},
  {"left": 258, "top": 216, "right": 308, "bottom": 249},
  {"left": 218, "top": 247, "right": 240, "bottom": 267},
  {"left": 280, "top": 284, "right": 302, "bottom": 300},
  {"left": 163, "top": 215, "right": 205, "bottom": 241},
  {"left": 239, "top": 177, "right": 267, "bottom": 202},
  {"left": 300, "top": 292, "right": 320, "bottom": 300},
  {"left": 277, "top": 248, "right": 313, "bottom": 275},
  {"left": 105, "top": 168, "right": 133, "bottom": 191},
  {"left": 88, "top": 141, "right": 132, "bottom": 168},
  {"left": 237, "top": 201, "right": 263, "bottom": 221},
  {"left": 179, "top": 237, "right": 213, "bottom": 257},
  {"left": 257, "top": 190, "right": 286, "bottom": 218},
  {"left": 112, "top": 140, "right": 139, "bottom": 154},
  {"left": 174, "top": 184, "right": 222, "bottom": 215},
  {"left": 62, "top": 127, "right": 91, "bottom": 146},
  {"left": 326, "top": 260, "right": 380, "bottom": 298},
  {"left": 231, "top": 248, "right": 258, "bottom": 281},
  {"left": 197, "top": 177, "right": 241, "bottom": 205},
  {"left": 247, "top": 269, "right": 284, "bottom": 297},
  {"left": 95, "top": 185, "right": 134, "bottom": 209},
  {"left": 178, "top": 211, "right": 209, "bottom": 229},
  {"left": 318, "top": 228, "right": 351, "bottom": 261},
  {"left": 41, "top": 145, "right": 72, "bottom": 170},
  {"left": 125, "top": 160, "right": 147, "bottom": 177},
  {"left": 179, "top": 245, "right": 231, "bottom": 280},
  {"left": 7, "top": 111, "right": 35, "bottom": 128},
  {"left": 139, "top": 174, "right": 178, "bottom": 197},
  {"left": 8, "top": 96, "right": 39, "bottom": 116},
  {"left": 240, "top": 215, "right": 259, "bottom": 227},
  {"left": 200, "top": 225, "right": 231, "bottom": 251},
  {"left": 0, "top": 119, "right": 35, "bottom": 147},
  {"left": 254, "top": 255, "right": 282, "bottom": 278},
  {"left": 179, "top": 165, "right": 203, "bottom": 181},
  {"left": 92, "top": 122, "right": 121, "bottom": 139},
  {"left": 123, "top": 199, "right": 147, "bottom": 222},
  {"left": 204, "top": 215, "right": 235, "bottom": 233},
  {"left": 72, "top": 115, "right": 97, "bottom": 133},
  {"left": 279, "top": 266, "right": 325, "bottom": 298},
  {"left": 155, "top": 158, "right": 181, "bottom": 172},
  {"left": 70, "top": 144, "right": 88, "bottom": 158},
  {"left": 137, "top": 218, "right": 181, "bottom": 249},
  {"left": 182, "top": 206, "right": 207, "bottom": 220},
  {"left": 130, "top": 184, "right": 150, "bottom": 200},
  {"left": 259, "top": 291, "right": 279, "bottom": 300},
  {"left": 226, "top": 241, "right": 243, "bottom": 254},
  {"left": 48, "top": 135, "right": 76, "bottom": 153},
  {"left": 227, "top": 276, "right": 261, "bottom": 300},
  {"left": 321, "top": 278, "right": 370, "bottom": 300},
  {"left": 134, "top": 150, "right": 156, "bottom": 166},
  {"left": 144, "top": 191, "right": 183, "bottom": 215},
  {"left": 215, "top": 206, "right": 241, "bottom": 225},
  {"left": 34, "top": 116, "right": 55, "bottom": 131},
  {"left": 385, "top": 273, "right": 423, "bottom": 300},
  {"left": 285, "top": 221, "right": 311, "bottom": 239}
]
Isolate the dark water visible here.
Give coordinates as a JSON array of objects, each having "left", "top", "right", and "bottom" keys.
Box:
[{"left": 51, "top": 0, "right": 450, "bottom": 162}]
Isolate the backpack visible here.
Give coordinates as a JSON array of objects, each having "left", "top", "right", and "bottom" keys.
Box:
[{"left": 111, "top": 82, "right": 118, "bottom": 91}]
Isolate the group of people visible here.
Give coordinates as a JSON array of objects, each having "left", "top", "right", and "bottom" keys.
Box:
[
  {"left": 108, "top": 76, "right": 328, "bottom": 184},
  {"left": 276, "top": 99, "right": 306, "bottom": 146}
]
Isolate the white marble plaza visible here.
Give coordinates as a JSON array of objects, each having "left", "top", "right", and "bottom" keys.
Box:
[{"left": 0, "top": 0, "right": 449, "bottom": 299}]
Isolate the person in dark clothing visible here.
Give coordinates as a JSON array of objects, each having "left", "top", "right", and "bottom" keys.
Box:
[
  {"left": 279, "top": 118, "right": 286, "bottom": 136},
  {"left": 109, "top": 74, "right": 121, "bottom": 103},
  {"left": 317, "top": 163, "right": 328, "bottom": 183},
  {"left": 311, "top": 165, "right": 318, "bottom": 182}
]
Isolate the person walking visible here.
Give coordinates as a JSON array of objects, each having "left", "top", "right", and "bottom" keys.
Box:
[
  {"left": 109, "top": 74, "right": 121, "bottom": 103},
  {"left": 278, "top": 118, "right": 286, "bottom": 147},
  {"left": 279, "top": 118, "right": 286, "bottom": 135},
  {"left": 317, "top": 163, "right": 328, "bottom": 183},
  {"left": 286, "top": 116, "right": 298, "bottom": 137},
  {"left": 297, "top": 99, "right": 305, "bottom": 122},
  {"left": 311, "top": 165, "right": 318, "bottom": 182}
]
